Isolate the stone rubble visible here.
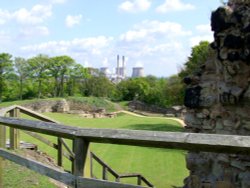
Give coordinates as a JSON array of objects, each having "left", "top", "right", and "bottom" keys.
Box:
[{"left": 184, "top": 1, "right": 250, "bottom": 187}]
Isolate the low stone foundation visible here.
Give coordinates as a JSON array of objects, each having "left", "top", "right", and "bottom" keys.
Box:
[{"left": 22, "top": 99, "right": 117, "bottom": 118}]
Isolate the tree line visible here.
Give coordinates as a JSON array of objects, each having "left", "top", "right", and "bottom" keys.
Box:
[{"left": 0, "top": 41, "right": 209, "bottom": 107}]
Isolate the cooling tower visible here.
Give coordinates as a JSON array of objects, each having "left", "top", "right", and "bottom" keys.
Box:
[{"left": 132, "top": 67, "right": 144, "bottom": 78}]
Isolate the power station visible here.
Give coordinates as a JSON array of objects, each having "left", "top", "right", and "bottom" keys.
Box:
[
  {"left": 99, "top": 55, "right": 144, "bottom": 82},
  {"left": 132, "top": 67, "right": 144, "bottom": 78}
]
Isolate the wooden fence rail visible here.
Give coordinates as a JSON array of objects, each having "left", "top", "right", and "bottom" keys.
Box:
[
  {"left": 0, "top": 105, "right": 250, "bottom": 188},
  {"left": 0, "top": 105, "right": 151, "bottom": 188},
  {"left": 0, "top": 116, "right": 250, "bottom": 154},
  {"left": 0, "top": 105, "right": 74, "bottom": 168}
]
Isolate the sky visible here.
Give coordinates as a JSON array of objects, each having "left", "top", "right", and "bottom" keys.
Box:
[{"left": 0, "top": 0, "right": 222, "bottom": 77}]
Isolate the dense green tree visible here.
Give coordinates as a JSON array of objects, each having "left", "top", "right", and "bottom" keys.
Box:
[
  {"left": 28, "top": 54, "right": 50, "bottom": 98},
  {"left": 85, "top": 73, "right": 115, "bottom": 98},
  {"left": 49, "top": 56, "right": 75, "bottom": 97},
  {"left": 144, "top": 76, "right": 167, "bottom": 106},
  {"left": 14, "top": 57, "right": 30, "bottom": 100},
  {"left": 0, "top": 53, "right": 13, "bottom": 102},
  {"left": 116, "top": 75, "right": 184, "bottom": 107},
  {"left": 164, "top": 75, "right": 184, "bottom": 106},
  {"left": 179, "top": 41, "right": 210, "bottom": 79},
  {"left": 66, "top": 64, "right": 90, "bottom": 96},
  {"left": 117, "top": 78, "right": 150, "bottom": 101}
]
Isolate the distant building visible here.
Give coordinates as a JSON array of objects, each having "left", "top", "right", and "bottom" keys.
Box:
[{"left": 132, "top": 67, "right": 144, "bottom": 78}]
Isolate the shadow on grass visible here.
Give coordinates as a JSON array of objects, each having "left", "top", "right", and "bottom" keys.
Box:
[{"left": 122, "top": 123, "right": 184, "bottom": 132}]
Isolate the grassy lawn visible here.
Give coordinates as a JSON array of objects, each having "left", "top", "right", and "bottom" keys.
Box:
[
  {"left": 43, "top": 112, "right": 188, "bottom": 187},
  {"left": 2, "top": 160, "right": 56, "bottom": 188},
  {"left": 1, "top": 110, "right": 188, "bottom": 188}
]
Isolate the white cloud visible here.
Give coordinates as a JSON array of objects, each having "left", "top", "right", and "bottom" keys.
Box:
[
  {"left": 65, "top": 14, "right": 82, "bottom": 28},
  {"left": 13, "top": 4, "right": 52, "bottom": 25},
  {"left": 20, "top": 36, "right": 113, "bottom": 56},
  {"left": 120, "top": 20, "right": 191, "bottom": 42},
  {"left": 196, "top": 24, "right": 211, "bottom": 33},
  {"left": 135, "top": 61, "right": 144, "bottom": 67},
  {"left": 102, "top": 58, "right": 109, "bottom": 66},
  {"left": 116, "top": 20, "right": 192, "bottom": 76},
  {"left": 0, "top": 9, "right": 11, "bottom": 25},
  {"left": 189, "top": 24, "right": 213, "bottom": 46},
  {"left": 0, "top": 31, "right": 12, "bottom": 44},
  {"left": 189, "top": 35, "right": 213, "bottom": 46},
  {"left": 19, "top": 26, "right": 50, "bottom": 38},
  {"left": 0, "top": 4, "right": 52, "bottom": 26},
  {"left": 156, "top": 0, "right": 195, "bottom": 13},
  {"left": 49, "top": 0, "right": 67, "bottom": 4},
  {"left": 119, "top": 0, "right": 151, "bottom": 13}
]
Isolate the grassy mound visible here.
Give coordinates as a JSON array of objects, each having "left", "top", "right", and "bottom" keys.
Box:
[{"left": 0, "top": 97, "right": 120, "bottom": 112}]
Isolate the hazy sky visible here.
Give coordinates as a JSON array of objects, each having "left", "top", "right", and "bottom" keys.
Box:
[{"left": 0, "top": 0, "right": 221, "bottom": 77}]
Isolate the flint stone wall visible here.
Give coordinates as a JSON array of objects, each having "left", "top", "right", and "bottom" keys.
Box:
[
  {"left": 128, "top": 100, "right": 184, "bottom": 117},
  {"left": 184, "top": 3, "right": 250, "bottom": 188},
  {"left": 23, "top": 99, "right": 70, "bottom": 113}
]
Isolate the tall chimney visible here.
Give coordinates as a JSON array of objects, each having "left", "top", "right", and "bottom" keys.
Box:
[
  {"left": 117, "top": 55, "right": 120, "bottom": 76},
  {"left": 122, "top": 56, "right": 125, "bottom": 68},
  {"left": 122, "top": 56, "right": 125, "bottom": 77}
]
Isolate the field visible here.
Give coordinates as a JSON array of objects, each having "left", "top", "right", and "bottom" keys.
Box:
[{"left": 1, "top": 103, "right": 188, "bottom": 188}]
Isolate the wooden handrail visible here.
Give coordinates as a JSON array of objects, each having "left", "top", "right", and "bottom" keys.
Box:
[
  {"left": 118, "top": 174, "right": 154, "bottom": 187},
  {"left": 90, "top": 152, "right": 120, "bottom": 178},
  {"left": 0, "top": 116, "right": 250, "bottom": 154},
  {"left": 90, "top": 152, "right": 154, "bottom": 187}
]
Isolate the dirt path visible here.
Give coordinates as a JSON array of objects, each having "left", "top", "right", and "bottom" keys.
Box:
[{"left": 117, "top": 110, "right": 186, "bottom": 127}]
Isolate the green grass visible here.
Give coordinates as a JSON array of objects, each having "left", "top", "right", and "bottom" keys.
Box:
[
  {"left": 1, "top": 106, "right": 188, "bottom": 188},
  {"left": 42, "top": 112, "right": 188, "bottom": 187},
  {"left": 2, "top": 160, "right": 56, "bottom": 188},
  {"left": 44, "top": 112, "right": 183, "bottom": 132}
]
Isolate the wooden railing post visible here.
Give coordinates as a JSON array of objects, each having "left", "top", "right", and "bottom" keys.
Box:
[
  {"left": 0, "top": 125, "right": 6, "bottom": 188},
  {"left": 90, "top": 152, "right": 94, "bottom": 178},
  {"left": 137, "top": 175, "right": 142, "bottom": 185},
  {"left": 57, "top": 138, "right": 63, "bottom": 167},
  {"left": 102, "top": 167, "right": 108, "bottom": 180},
  {"left": 72, "top": 138, "right": 89, "bottom": 177},
  {"left": 115, "top": 177, "right": 120, "bottom": 182},
  {"left": 9, "top": 108, "right": 20, "bottom": 150}
]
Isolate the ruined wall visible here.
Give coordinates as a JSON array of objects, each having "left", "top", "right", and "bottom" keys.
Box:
[{"left": 184, "top": 2, "right": 250, "bottom": 188}]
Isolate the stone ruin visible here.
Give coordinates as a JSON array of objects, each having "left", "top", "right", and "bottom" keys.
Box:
[
  {"left": 128, "top": 100, "right": 184, "bottom": 117},
  {"left": 21, "top": 99, "right": 116, "bottom": 118},
  {"left": 183, "top": 1, "right": 250, "bottom": 187}
]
